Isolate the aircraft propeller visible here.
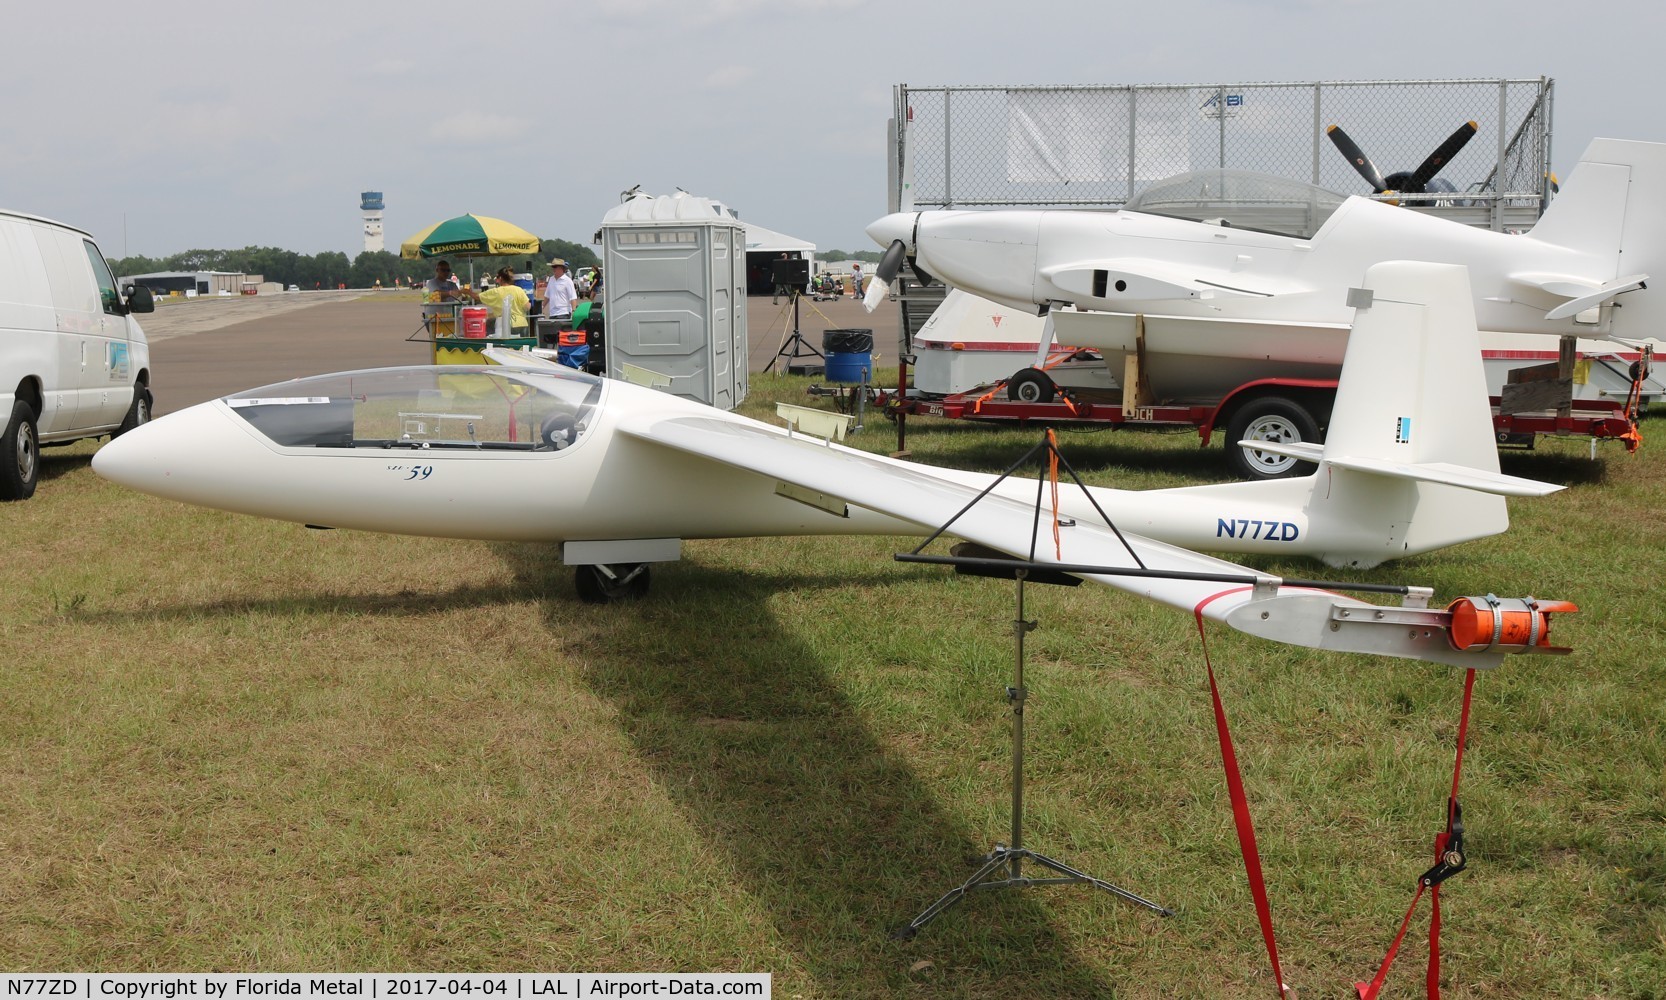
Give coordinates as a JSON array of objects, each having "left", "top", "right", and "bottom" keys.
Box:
[
  {"left": 863, "top": 216, "right": 934, "bottom": 312},
  {"left": 1326, "top": 121, "right": 1478, "bottom": 197}
]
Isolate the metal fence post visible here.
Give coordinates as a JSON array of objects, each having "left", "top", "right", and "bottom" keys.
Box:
[
  {"left": 1128, "top": 86, "right": 1138, "bottom": 199},
  {"left": 1217, "top": 86, "right": 1227, "bottom": 169},
  {"left": 1311, "top": 83, "right": 1322, "bottom": 185},
  {"left": 1495, "top": 81, "right": 1509, "bottom": 231},
  {"left": 1541, "top": 77, "right": 1556, "bottom": 214},
  {"left": 943, "top": 89, "right": 953, "bottom": 208}
]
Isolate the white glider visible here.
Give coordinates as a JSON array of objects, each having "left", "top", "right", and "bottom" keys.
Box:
[{"left": 93, "top": 262, "right": 1573, "bottom": 668}]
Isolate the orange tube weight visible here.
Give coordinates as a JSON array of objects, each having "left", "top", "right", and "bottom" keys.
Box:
[{"left": 1446, "top": 595, "right": 1578, "bottom": 653}]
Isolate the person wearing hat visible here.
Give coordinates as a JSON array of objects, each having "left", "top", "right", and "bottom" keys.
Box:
[{"left": 542, "top": 258, "right": 577, "bottom": 328}]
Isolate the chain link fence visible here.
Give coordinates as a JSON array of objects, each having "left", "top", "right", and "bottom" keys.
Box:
[{"left": 892, "top": 79, "right": 1553, "bottom": 230}]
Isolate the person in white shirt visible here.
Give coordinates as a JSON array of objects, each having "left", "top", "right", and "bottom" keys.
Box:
[{"left": 543, "top": 259, "right": 578, "bottom": 325}]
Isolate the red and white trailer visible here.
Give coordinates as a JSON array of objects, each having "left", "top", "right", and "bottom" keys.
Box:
[{"left": 887, "top": 292, "right": 1651, "bottom": 479}]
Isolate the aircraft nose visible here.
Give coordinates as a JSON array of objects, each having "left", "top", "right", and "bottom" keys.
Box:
[
  {"left": 865, "top": 212, "right": 916, "bottom": 251},
  {"left": 91, "top": 410, "right": 172, "bottom": 490},
  {"left": 93, "top": 401, "right": 256, "bottom": 501}
]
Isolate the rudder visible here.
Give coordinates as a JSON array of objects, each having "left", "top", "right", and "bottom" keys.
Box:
[{"left": 1526, "top": 138, "right": 1666, "bottom": 340}]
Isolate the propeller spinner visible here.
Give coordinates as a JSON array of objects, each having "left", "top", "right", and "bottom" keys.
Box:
[{"left": 1326, "top": 121, "right": 1478, "bottom": 196}]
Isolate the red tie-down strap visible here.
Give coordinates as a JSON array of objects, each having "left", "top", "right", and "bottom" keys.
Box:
[
  {"left": 1193, "top": 590, "right": 1479, "bottom": 1000},
  {"left": 1193, "top": 590, "right": 1290, "bottom": 999},
  {"left": 1355, "top": 667, "right": 1477, "bottom": 1000}
]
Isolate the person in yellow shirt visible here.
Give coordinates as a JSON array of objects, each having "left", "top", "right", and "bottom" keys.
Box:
[{"left": 464, "top": 266, "right": 531, "bottom": 337}]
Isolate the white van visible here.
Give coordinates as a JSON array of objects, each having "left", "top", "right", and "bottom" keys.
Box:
[{"left": 1, "top": 209, "right": 155, "bottom": 501}]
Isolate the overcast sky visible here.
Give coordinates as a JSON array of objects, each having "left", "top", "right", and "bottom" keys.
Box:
[{"left": 6, "top": 0, "right": 1661, "bottom": 260}]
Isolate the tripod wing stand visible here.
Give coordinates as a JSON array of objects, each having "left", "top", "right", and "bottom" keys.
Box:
[
  {"left": 764, "top": 289, "right": 824, "bottom": 375},
  {"left": 892, "top": 433, "right": 1174, "bottom": 939}
]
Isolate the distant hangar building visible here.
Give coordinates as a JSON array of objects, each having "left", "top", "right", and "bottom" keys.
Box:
[{"left": 120, "top": 270, "right": 269, "bottom": 296}]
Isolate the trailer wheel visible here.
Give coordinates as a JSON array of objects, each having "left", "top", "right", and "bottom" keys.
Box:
[
  {"left": 1007, "top": 368, "right": 1057, "bottom": 404},
  {"left": 575, "top": 563, "right": 651, "bottom": 603},
  {"left": 1225, "top": 396, "right": 1320, "bottom": 480}
]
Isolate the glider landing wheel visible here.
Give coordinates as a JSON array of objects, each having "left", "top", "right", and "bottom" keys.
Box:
[
  {"left": 574, "top": 563, "right": 651, "bottom": 604},
  {"left": 1007, "top": 368, "right": 1057, "bottom": 403},
  {"left": 1226, "top": 396, "right": 1320, "bottom": 480}
]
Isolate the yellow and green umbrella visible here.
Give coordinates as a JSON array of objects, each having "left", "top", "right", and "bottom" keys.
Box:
[{"left": 399, "top": 214, "right": 542, "bottom": 259}]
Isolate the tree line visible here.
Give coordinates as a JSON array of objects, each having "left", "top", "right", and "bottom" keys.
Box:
[
  {"left": 108, "top": 239, "right": 601, "bottom": 290},
  {"left": 816, "top": 249, "right": 884, "bottom": 263}
]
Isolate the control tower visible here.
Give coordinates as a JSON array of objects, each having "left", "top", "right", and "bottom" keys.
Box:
[{"left": 360, "top": 191, "right": 385, "bottom": 253}]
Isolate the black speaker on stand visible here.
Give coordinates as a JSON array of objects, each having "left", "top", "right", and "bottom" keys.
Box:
[{"left": 766, "top": 257, "right": 822, "bottom": 375}]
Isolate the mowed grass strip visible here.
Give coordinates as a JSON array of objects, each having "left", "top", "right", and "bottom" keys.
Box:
[{"left": 1, "top": 371, "right": 1661, "bottom": 997}]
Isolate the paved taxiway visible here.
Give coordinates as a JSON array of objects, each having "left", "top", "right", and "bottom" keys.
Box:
[{"left": 146, "top": 291, "right": 903, "bottom": 416}]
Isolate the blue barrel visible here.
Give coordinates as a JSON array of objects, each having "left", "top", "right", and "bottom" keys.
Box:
[{"left": 824, "top": 350, "right": 872, "bottom": 383}]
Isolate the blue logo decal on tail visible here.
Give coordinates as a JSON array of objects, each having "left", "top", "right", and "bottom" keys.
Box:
[{"left": 1395, "top": 416, "right": 1412, "bottom": 444}]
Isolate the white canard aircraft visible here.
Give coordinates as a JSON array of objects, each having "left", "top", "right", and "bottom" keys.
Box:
[
  {"left": 863, "top": 138, "right": 1665, "bottom": 349},
  {"left": 93, "top": 262, "right": 1572, "bottom": 668}
]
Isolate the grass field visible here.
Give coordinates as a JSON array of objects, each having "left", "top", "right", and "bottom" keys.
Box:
[{"left": 3, "top": 372, "right": 1663, "bottom": 997}]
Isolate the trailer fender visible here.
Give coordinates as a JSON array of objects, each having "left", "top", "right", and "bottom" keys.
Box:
[{"left": 1200, "top": 378, "right": 1339, "bottom": 447}]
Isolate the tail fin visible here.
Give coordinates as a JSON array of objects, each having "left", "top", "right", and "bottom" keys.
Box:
[
  {"left": 1324, "top": 262, "right": 1555, "bottom": 493},
  {"left": 1527, "top": 138, "right": 1666, "bottom": 338},
  {"left": 1112, "top": 261, "right": 1564, "bottom": 568},
  {"left": 1299, "top": 261, "right": 1561, "bottom": 566}
]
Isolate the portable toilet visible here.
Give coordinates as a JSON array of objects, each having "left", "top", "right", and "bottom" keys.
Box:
[{"left": 599, "top": 191, "right": 747, "bottom": 410}]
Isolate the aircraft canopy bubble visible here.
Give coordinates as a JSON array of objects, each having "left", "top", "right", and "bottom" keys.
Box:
[
  {"left": 223, "top": 366, "right": 603, "bottom": 453},
  {"left": 1126, "top": 169, "right": 1348, "bottom": 238}
]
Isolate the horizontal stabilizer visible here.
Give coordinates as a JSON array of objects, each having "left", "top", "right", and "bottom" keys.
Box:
[
  {"left": 1326, "top": 457, "right": 1564, "bottom": 497},
  {"left": 1239, "top": 438, "right": 1557, "bottom": 497},
  {"left": 1543, "top": 274, "right": 1648, "bottom": 320},
  {"left": 1510, "top": 271, "right": 1605, "bottom": 300},
  {"left": 1238, "top": 439, "right": 1322, "bottom": 464}
]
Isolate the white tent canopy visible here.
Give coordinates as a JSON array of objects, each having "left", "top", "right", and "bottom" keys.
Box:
[{"left": 743, "top": 222, "right": 815, "bottom": 257}]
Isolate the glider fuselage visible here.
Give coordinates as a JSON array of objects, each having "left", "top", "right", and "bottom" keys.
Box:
[{"left": 87, "top": 359, "right": 1496, "bottom": 572}]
